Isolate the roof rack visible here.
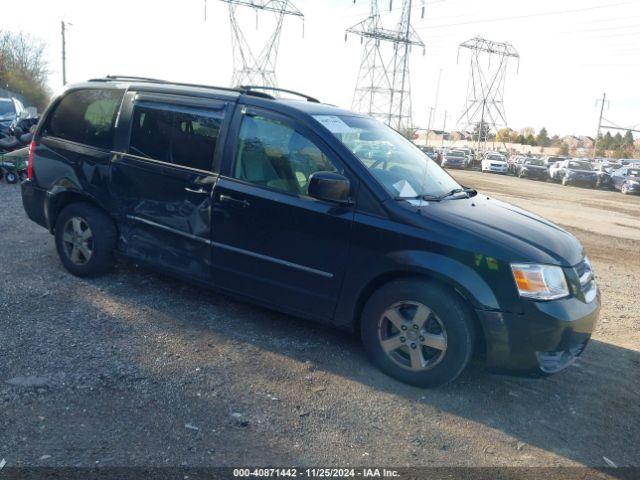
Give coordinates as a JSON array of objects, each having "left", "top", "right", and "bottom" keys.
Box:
[
  {"left": 90, "top": 75, "right": 256, "bottom": 96},
  {"left": 88, "top": 76, "right": 321, "bottom": 103},
  {"left": 239, "top": 85, "right": 320, "bottom": 103}
]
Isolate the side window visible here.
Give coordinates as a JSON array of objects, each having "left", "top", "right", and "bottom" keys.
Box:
[
  {"left": 232, "top": 114, "right": 338, "bottom": 196},
  {"left": 45, "top": 89, "right": 124, "bottom": 149},
  {"left": 129, "top": 103, "right": 223, "bottom": 171}
]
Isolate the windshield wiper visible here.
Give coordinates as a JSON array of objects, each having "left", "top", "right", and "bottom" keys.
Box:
[
  {"left": 395, "top": 194, "right": 442, "bottom": 202},
  {"left": 437, "top": 187, "right": 477, "bottom": 200}
]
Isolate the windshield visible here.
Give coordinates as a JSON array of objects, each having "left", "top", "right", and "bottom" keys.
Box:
[
  {"left": 0, "top": 101, "right": 16, "bottom": 116},
  {"left": 321, "top": 115, "right": 461, "bottom": 198},
  {"left": 487, "top": 154, "right": 505, "bottom": 161},
  {"left": 568, "top": 161, "right": 593, "bottom": 170},
  {"left": 526, "top": 159, "right": 544, "bottom": 166}
]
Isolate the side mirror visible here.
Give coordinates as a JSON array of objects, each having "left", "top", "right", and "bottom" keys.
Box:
[{"left": 308, "top": 171, "right": 351, "bottom": 204}]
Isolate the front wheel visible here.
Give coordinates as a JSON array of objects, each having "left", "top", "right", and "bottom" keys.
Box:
[
  {"left": 622, "top": 184, "right": 629, "bottom": 195},
  {"left": 360, "top": 279, "right": 475, "bottom": 388},
  {"left": 54, "top": 203, "right": 117, "bottom": 277}
]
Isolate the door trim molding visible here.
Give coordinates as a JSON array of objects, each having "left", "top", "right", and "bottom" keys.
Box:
[
  {"left": 127, "top": 215, "right": 334, "bottom": 279},
  {"left": 127, "top": 215, "right": 211, "bottom": 245},
  {"left": 211, "top": 241, "right": 334, "bottom": 279}
]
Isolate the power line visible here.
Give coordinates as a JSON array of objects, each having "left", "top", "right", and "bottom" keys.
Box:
[{"left": 416, "top": 1, "right": 631, "bottom": 30}]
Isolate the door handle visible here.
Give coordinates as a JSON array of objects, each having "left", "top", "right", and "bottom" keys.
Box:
[
  {"left": 185, "top": 187, "right": 209, "bottom": 194},
  {"left": 219, "top": 194, "right": 250, "bottom": 208}
]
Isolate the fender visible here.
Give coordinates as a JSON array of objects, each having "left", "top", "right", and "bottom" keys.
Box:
[
  {"left": 44, "top": 180, "right": 106, "bottom": 232},
  {"left": 332, "top": 249, "right": 501, "bottom": 331}
]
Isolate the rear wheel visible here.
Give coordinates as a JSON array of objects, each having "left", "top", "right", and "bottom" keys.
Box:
[
  {"left": 622, "top": 184, "right": 629, "bottom": 195},
  {"left": 55, "top": 203, "right": 117, "bottom": 277},
  {"left": 360, "top": 279, "right": 475, "bottom": 388}
]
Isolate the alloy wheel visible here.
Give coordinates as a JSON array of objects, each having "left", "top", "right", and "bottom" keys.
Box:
[
  {"left": 378, "top": 301, "right": 447, "bottom": 371},
  {"left": 62, "top": 216, "right": 94, "bottom": 265}
]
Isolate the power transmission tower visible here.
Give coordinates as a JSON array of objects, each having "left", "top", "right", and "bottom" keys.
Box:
[
  {"left": 593, "top": 94, "right": 640, "bottom": 156},
  {"left": 215, "top": 0, "right": 303, "bottom": 88},
  {"left": 593, "top": 92, "right": 608, "bottom": 156},
  {"left": 457, "top": 37, "right": 519, "bottom": 152},
  {"left": 346, "top": 0, "right": 425, "bottom": 133}
]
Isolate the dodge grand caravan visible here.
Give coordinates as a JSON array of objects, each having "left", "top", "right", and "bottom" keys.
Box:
[{"left": 21, "top": 76, "right": 600, "bottom": 387}]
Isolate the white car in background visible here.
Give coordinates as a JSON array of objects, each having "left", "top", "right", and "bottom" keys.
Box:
[{"left": 481, "top": 152, "right": 508, "bottom": 174}]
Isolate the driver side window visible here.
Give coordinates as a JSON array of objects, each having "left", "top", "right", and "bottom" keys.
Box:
[{"left": 232, "top": 114, "right": 338, "bottom": 196}]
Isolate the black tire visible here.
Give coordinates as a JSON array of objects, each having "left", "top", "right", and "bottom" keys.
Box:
[
  {"left": 5, "top": 172, "right": 18, "bottom": 184},
  {"left": 360, "top": 279, "right": 475, "bottom": 388},
  {"left": 54, "top": 203, "right": 117, "bottom": 277}
]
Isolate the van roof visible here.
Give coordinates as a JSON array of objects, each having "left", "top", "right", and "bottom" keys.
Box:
[{"left": 78, "top": 75, "right": 358, "bottom": 117}]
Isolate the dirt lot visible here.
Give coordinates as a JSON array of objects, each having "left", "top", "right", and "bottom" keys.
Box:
[{"left": 1, "top": 172, "right": 639, "bottom": 469}]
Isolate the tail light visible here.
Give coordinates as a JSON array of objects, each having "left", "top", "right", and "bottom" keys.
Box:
[{"left": 27, "top": 140, "right": 36, "bottom": 180}]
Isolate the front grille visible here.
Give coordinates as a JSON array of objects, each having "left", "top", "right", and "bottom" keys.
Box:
[{"left": 491, "top": 163, "right": 503, "bottom": 168}]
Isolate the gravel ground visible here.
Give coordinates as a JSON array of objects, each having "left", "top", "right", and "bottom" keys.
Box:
[{"left": 1, "top": 173, "right": 639, "bottom": 468}]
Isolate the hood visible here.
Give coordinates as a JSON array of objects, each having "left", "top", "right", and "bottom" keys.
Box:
[{"left": 408, "top": 195, "right": 583, "bottom": 266}]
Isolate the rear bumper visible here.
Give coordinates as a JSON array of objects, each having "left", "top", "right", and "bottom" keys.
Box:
[
  {"left": 21, "top": 180, "right": 48, "bottom": 229},
  {"left": 478, "top": 290, "right": 600, "bottom": 375}
]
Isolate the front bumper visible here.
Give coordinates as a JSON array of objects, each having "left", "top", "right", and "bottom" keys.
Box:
[
  {"left": 520, "top": 169, "right": 547, "bottom": 179},
  {"left": 483, "top": 165, "right": 508, "bottom": 173},
  {"left": 624, "top": 183, "right": 640, "bottom": 193},
  {"left": 565, "top": 175, "right": 597, "bottom": 186},
  {"left": 477, "top": 290, "right": 600, "bottom": 375},
  {"left": 443, "top": 162, "right": 465, "bottom": 169}
]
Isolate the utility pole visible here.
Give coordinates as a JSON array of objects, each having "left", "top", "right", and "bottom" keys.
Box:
[
  {"left": 426, "top": 68, "right": 442, "bottom": 147},
  {"left": 593, "top": 92, "right": 607, "bottom": 157},
  {"left": 441, "top": 110, "right": 447, "bottom": 148},
  {"left": 61, "top": 21, "right": 67, "bottom": 85},
  {"left": 425, "top": 107, "right": 434, "bottom": 146}
]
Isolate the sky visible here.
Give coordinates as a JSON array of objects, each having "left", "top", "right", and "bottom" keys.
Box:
[{"left": 3, "top": 0, "right": 640, "bottom": 138}]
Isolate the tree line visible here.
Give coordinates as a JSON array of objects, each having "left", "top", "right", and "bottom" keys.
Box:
[{"left": 0, "top": 30, "right": 50, "bottom": 110}]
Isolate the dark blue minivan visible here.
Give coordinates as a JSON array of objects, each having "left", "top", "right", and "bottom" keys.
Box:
[{"left": 21, "top": 77, "right": 600, "bottom": 387}]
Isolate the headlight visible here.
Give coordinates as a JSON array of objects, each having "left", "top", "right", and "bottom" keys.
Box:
[{"left": 511, "top": 263, "right": 569, "bottom": 300}]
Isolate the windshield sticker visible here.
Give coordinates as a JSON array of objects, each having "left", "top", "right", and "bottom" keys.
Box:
[
  {"left": 313, "top": 115, "right": 354, "bottom": 134},
  {"left": 393, "top": 179, "right": 417, "bottom": 198}
]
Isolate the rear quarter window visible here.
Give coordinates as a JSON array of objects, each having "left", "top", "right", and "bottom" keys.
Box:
[{"left": 44, "top": 89, "right": 124, "bottom": 149}]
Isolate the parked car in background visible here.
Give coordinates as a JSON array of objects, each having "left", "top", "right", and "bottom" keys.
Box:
[
  {"left": 417, "top": 145, "right": 438, "bottom": 162},
  {"left": 552, "top": 159, "right": 598, "bottom": 188},
  {"left": 0, "top": 97, "right": 26, "bottom": 136},
  {"left": 509, "top": 155, "right": 527, "bottom": 175},
  {"left": 481, "top": 152, "right": 508, "bottom": 174},
  {"left": 594, "top": 162, "right": 621, "bottom": 189},
  {"left": 441, "top": 149, "right": 468, "bottom": 169},
  {"left": 543, "top": 156, "right": 567, "bottom": 177},
  {"left": 611, "top": 166, "right": 640, "bottom": 195},
  {"left": 20, "top": 76, "right": 600, "bottom": 387},
  {"left": 516, "top": 158, "right": 548, "bottom": 180}
]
